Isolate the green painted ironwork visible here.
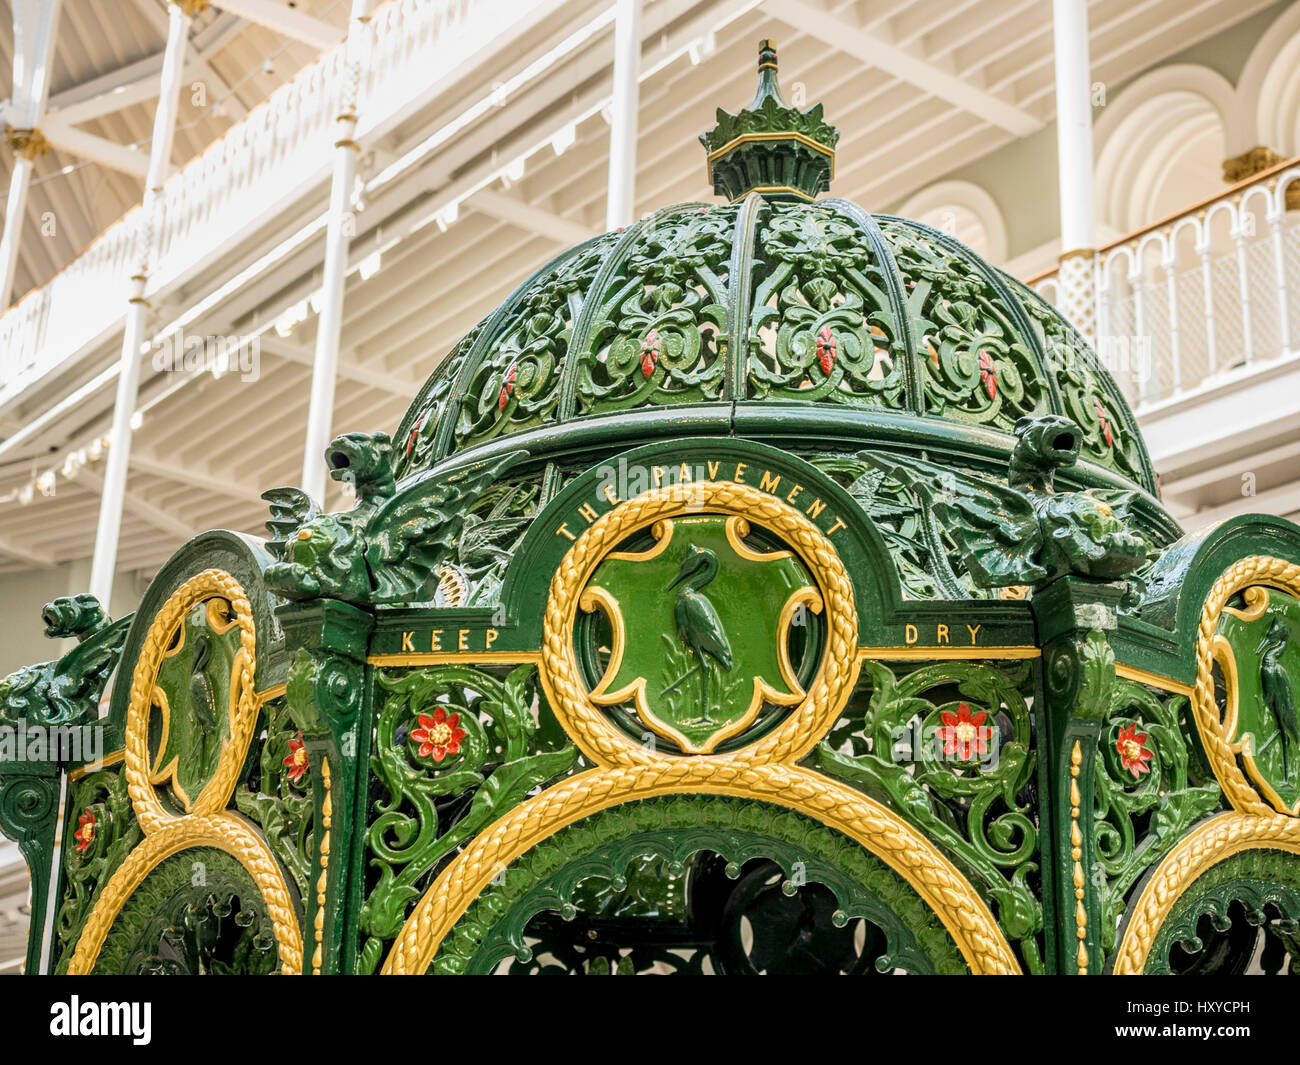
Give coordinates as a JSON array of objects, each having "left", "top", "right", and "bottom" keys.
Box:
[{"left": 4, "top": 39, "right": 1300, "bottom": 978}]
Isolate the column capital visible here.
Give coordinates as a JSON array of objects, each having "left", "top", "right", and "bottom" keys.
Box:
[{"left": 6, "top": 127, "right": 48, "bottom": 161}]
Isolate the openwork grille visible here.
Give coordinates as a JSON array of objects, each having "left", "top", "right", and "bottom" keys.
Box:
[{"left": 1034, "top": 167, "right": 1300, "bottom": 410}]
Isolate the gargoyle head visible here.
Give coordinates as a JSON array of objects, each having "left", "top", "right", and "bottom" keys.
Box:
[
  {"left": 328, "top": 431, "right": 396, "bottom": 505},
  {"left": 41, "top": 593, "right": 108, "bottom": 642},
  {"left": 1010, "top": 415, "right": 1082, "bottom": 492}
]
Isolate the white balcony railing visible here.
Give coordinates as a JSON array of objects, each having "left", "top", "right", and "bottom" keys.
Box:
[
  {"left": 0, "top": 0, "right": 549, "bottom": 406},
  {"left": 1031, "top": 158, "right": 1300, "bottom": 412}
]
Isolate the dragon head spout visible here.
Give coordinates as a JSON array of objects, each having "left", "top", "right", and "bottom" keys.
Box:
[
  {"left": 41, "top": 593, "right": 109, "bottom": 642},
  {"left": 1009, "top": 415, "right": 1082, "bottom": 492},
  {"left": 328, "top": 431, "right": 396, "bottom": 505}
]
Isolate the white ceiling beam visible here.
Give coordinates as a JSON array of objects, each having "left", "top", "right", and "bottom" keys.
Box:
[
  {"left": 40, "top": 120, "right": 150, "bottom": 176},
  {"left": 130, "top": 450, "right": 267, "bottom": 505},
  {"left": 73, "top": 467, "right": 195, "bottom": 541},
  {"left": 762, "top": 0, "right": 1044, "bottom": 137},
  {"left": 211, "top": 0, "right": 342, "bottom": 50},
  {"left": 40, "top": 13, "right": 247, "bottom": 126},
  {"left": 259, "top": 335, "right": 416, "bottom": 398},
  {"left": 0, "top": 531, "right": 56, "bottom": 567},
  {"left": 468, "top": 189, "right": 594, "bottom": 245}
]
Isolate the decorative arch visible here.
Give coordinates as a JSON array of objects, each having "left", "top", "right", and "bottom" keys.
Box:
[
  {"left": 1112, "top": 812, "right": 1300, "bottom": 973},
  {"left": 1094, "top": 65, "right": 1235, "bottom": 233},
  {"left": 1238, "top": 3, "right": 1300, "bottom": 158},
  {"left": 895, "top": 180, "right": 1009, "bottom": 264}
]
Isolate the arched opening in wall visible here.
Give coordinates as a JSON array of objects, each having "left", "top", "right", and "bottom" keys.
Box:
[
  {"left": 1095, "top": 89, "right": 1226, "bottom": 236},
  {"left": 895, "top": 181, "right": 1009, "bottom": 266},
  {"left": 1241, "top": 6, "right": 1300, "bottom": 160}
]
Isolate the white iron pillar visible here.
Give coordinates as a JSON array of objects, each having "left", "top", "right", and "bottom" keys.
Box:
[
  {"left": 300, "top": 0, "right": 374, "bottom": 502},
  {"left": 89, "top": 1, "right": 198, "bottom": 608},
  {"left": 0, "top": 0, "right": 63, "bottom": 310},
  {"left": 1051, "top": 0, "right": 1098, "bottom": 344},
  {"left": 604, "top": 0, "right": 642, "bottom": 231}
]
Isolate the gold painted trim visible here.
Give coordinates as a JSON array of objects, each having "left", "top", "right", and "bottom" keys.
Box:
[
  {"left": 859, "top": 646, "right": 1040, "bottom": 661},
  {"left": 537, "top": 480, "right": 860, "bottom": 770},
  {"left": 726, "top": 515, "right": 793, "bottom": 562},
  {"left": 1190, "top": 558, "right": 1300, "bottom": 817},
  {"left": 67, "top": 813, "right": 303, "bottom": 975},
  {"left": 68, "top": 749, "right": 125, "bottom": 782},
  {"left": 124, "top": 570, "right": 260, "bottom": 832},
  {"left": 1070, "top": 741, "right": 1088, "bottom": 975},
  {"left": 379, "top": 765, "right": 1020, "bottom": 975},
  {"left": 728, "top": 185, "right": 816, "bottom": 204},
  {"left": 380, "top": 481, "right": 1021, "bottom": 975},
  {"left": 705, "top": 130, "right": 836, "bottom": 185},
  {"left": 1114, "top": 663, "right": 1194, "bottom": 697},
  {"left": 67, "top": 567, "right": 304, "bottom": 976},
  {"left": 366, "top": 651, "right": 544, "bottom": 667},
  {"left": 256, "top": 683, "right": 287, "bottom": 703},
  {"left": 312, "top": 758, "right": 332, "bottom": 975},
  {"left": 1113, "top": 811, "right": 1300, "bottom": 974},
  {"left": 606, "top": 518, "right": 675, "bottom": 563}
]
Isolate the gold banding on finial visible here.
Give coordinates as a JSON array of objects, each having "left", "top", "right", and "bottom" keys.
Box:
[{"left": 699, "top": 39, "right": 840, "bottom": 203}]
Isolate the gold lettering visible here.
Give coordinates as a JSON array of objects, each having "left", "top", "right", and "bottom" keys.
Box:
[
  {"left": 458, "top": 629, "right": 469, "bottom": 652},
  {"left": 652, "top": 466, "right": 664, "bottom": 487},
  {"left": 937, "top": 624, "right": 950, "bottom": 644},
  {"left": 805, "top": 498, "right": 826, "bottom": 519},
  {"left": 577, "top": 503, "right": 599, "bottom": 524},
  {"left": 555, "top": 523, "right": 576, "bottom": 542},
  {"left": 679, "top": 462, "right": 693, "bottom": 481},
  {"left": 602, "top": 484, "right": 619, "bottom": 505},
  {"left": 431, "top": 630, "right": 443, "bottom": 651},
  {"left": 707, "top": 460, "right": 720, "bottom": 479},
  {"left": 826, "top": 517, "right": 846, "bottom": 536},
  {"left": 759, "top": 470, "right": 782, "bottom": 493},
  {"left": 786, "top": 484, "right": 803, "bottom": 505},
  {"left": 905, "top": 624, "right": 918, "bottom": 645},
  {"left": 735, "top": 462, "right": 747, "bottom": 482},
  {"left": 486, "top": 628, "right": 499, "bottom": 649},
  {"left": 967, "top": 624, "right": 981, "bottom": 645},
  {"left": 401, "top": 632, "right": 414, "bottom": 652}
]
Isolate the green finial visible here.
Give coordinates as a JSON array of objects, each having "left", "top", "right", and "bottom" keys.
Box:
[{"left": 700, "top": 39, "right": 839, "bottom": 203}]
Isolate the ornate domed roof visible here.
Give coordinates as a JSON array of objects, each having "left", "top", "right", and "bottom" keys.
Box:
[{"left": 393, "top": 42, "right": 1158, "bottom": 505}]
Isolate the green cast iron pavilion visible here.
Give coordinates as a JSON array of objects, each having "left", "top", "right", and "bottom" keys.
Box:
[{"left": 4, "top": 42, "right": 1300, "bottom": 976}]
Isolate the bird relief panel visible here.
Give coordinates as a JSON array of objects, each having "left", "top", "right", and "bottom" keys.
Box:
[
  {"left": 149, "top": 596, "right": 242, "bottom": 812},
  {"left": 1216, "top": 586, "right": 1300, "bottom": 813},
  {"left": 577, "top": 514, "right": 822, "bottom": 754}
]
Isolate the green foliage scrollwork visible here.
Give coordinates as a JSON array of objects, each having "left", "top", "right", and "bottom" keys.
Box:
[
  {"left": 263, "top": 431, "right": 521, "bottom": 605},
  {"left": 438, "top": 473, "right": 543, "bottom": 606},
  {"left": 358, "top": 664, "right": 577, "bottom": 972},
  {"left": 1094, "top": 680, "right": 1223, "bottom": 959},
  {"left": 1011, "top": 278, "right": 1150, "bottom": 488},
  {"left": 234, "top": 694, "right": 315, "bottom": 900},
  {"left": 809, "top": 451, "right": 981, "bottom": 599},
  {"left": 393, "top": 320, "right": 487, "bottom": 479},
  {"left": 53, "top": 767, "right": 143, "bottom": 973},
  {"left": 750, "top": 203, "right": 903, "bottom": 408},
  {"left": 811, "top": 658, "right": 1045, "bottom": 972},
  {"left": 457, "top": 234, "right": 620, "bottom": 450},
  {"left": 880, "top": 218, "right": 1045, "bottom": 433},
  {"left": 575, "top": 206, "right": 735, "bottom": 414}
]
